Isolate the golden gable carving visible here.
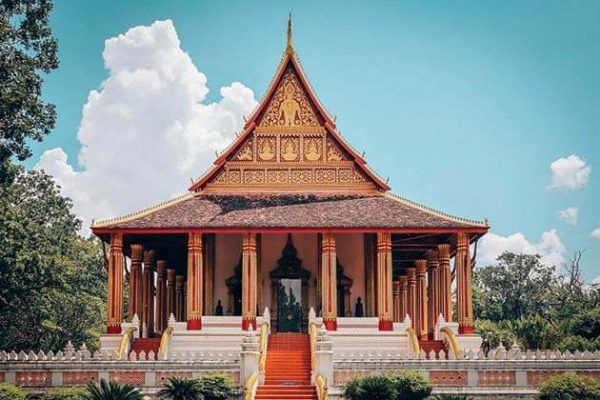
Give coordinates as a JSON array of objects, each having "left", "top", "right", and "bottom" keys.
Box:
[{"left": 259, "top": 69, "right": 320, "bottom": 128}]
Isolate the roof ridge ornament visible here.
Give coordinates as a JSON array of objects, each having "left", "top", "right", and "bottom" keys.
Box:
[{"left": 286, "top": 13, "right": 294, "bottom": 54}]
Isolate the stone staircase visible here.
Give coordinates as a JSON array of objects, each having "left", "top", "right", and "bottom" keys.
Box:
[{"left": 255, "top": 333, "right": 317, "bottom": 400}]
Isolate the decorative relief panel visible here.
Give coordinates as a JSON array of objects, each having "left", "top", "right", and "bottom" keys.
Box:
[
  {"left": 326, "top": 140, "right": 344, "bottom": 161},
  {"left": 478, "top": 370, "right": 516, "bottom": 386},
  {"left": 429, "top": 370, "right": 467, "bottom": 386},
  {"left": 108, "top": 371, "right": 145, "bottom": 386},
  {"left": 259, "top": 68, "right": 320, "bottom": 129},
  {"left": 257, "top": 137, "right": 276, "bottom": 161},
  {"left": 303, "top": 137, "right": 322, "bottom": 161},
  {"left": 15, "top": 371, "right": 51, "bottom": 387},
  {"left": 280, "top": 137, "right": 300, "bottom": 161},
  {"left": 235, "top": 140, "right": 253, "bottom": 161},
  {"left": 63, "top": 371, "right": 98, "bottom": 386}
]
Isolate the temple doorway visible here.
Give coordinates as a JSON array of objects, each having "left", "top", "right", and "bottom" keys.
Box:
[
  {"left": 276, "top": 278, "right": 302, "bottom": 332},
  {"left": 269, "top": 234, "right": 311, "bottom": 332}
]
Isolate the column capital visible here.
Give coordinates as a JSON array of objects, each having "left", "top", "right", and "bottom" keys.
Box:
[
  {"left": 143, "top": 249, "right": 156, "bottom": 265},
  {"left": 398, "top": 275, "right": 408, "bottom": 285},
  {"left": 406, "top": 266, "right": 417, "bottom": 281},
  {"left": 457, "top": 232, "right": 469, "bottom": 250},
  {"left": 437, "top": 243, "right": 450, "bottom": 260},
  {"left": 130, "top": 243, "right": 144, "bottom": 262},
  {"left": 415, "top": 259, "right": 427, "bottom": 275}
]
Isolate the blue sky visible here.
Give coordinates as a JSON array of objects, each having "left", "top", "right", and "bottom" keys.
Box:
[{"left": 28, "top": 1, "right": 599, "bottom": 280}]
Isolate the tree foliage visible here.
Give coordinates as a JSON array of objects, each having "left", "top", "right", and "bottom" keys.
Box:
[
  {"left": 0, "top": 165, "right": 106, "bottom": 351},
  {"left": 538, "top": 374, "right": 600, "bottom": 400},
  {"left": 83, "top": 379, "right": 143, "bottom": 400},
  {"left": 474, "top": 251, "right": 600, "bottom": 352},
  {"left": 0, "top": 0, "right": 59, "bottom": 181}
]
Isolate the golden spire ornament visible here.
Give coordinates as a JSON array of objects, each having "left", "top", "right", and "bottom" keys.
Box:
[{"left": 286, "top": 13, "right": 293, "bottom": 53}]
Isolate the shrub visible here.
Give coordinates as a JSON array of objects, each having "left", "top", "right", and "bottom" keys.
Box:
[
  {"left": 196, "top": 374, "right": 234, "bottom": 400},
  {"left": 390, "top": 371, "right": 432, "bottom": 400},
  {"left": 39, "top": 388, "right": 84, "bottom": 400},
  {"left": 343, "top": 374, "right": 395, "bottom": 400},
  {"left": 157, "top": 377, "right": 203, "bottom": 400},
  {"left": 538, "top": 373, "right": 600, "bottom": 400},
  {"left": 83, "top": 379, "right": 143, "bottom": 400},
  {"left": 0, "top": 383, "right": 26, "bottom": 400}
]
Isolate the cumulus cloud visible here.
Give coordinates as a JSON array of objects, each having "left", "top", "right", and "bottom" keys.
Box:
[
  {"left": 591, "top": 228, "right": 600, "bottom": 240},
  {"left": 478, "top": 229, "right": 566, "bottom": 267},
  {"left": 547, "top": 155, "right": 591, "bottom": 190},
  {"left": 557, "top": 207, "right": 578, "bottom": 226},
  {"left": 35, "top": 20, "right": 257, "bottom": 232}
]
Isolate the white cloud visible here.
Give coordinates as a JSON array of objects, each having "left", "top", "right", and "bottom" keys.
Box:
[
  {"left": 591, "top": 228, "right": 600, "bottom": 240},
  {"left": 35, "top": 20, "right": 257, "bottom": 233},
  {"left": 592, "top": 276, "right": 600, "bottom": 287},
  {"left": 557, "top": 207, "right": 578, "bottom": 226},
  {"left": 478, "top": 229, "right": 566, "bottom": 267},
  {"left": 547, "top": 154, "right": 591, "bottom": 190}
]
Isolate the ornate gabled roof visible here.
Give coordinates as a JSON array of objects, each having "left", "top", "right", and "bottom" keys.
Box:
[{"left": 188, "top": 19, "right": 389, "bottom": 193}]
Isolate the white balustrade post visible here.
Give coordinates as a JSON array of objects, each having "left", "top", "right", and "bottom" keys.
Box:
[
  {"left": 314, "top": 327, "right": 333, "bottom": 386},
  {"left": 240, "top": 328, "right": 259, "bottom": 386}
]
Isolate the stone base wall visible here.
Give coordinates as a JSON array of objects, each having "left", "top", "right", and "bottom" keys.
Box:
[
  {"left": 331, "top": 358, "right": 600, "bottom": 399},
  {"left": 0, "top": 360, "right": 240, "bottom": 394}
]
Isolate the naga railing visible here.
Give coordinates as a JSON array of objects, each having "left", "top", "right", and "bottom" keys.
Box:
[
  {"left": 116, "top": 326, "right": 137, "bottom": 360},
  {"left": 244, "top": 371, "right": 259, "bottom": 400},
  {"left": 258, "top": 321, "right": 269, "bottom": 373},
  {"left": 309, "top": 322, "right": 317, "bottom": 371},
  {"left": 406, "top": 326, "right": 420, "bottom": 357},
  {"left": 439, "top": 326, "right": 460, "bottom": 359},
  {"left": 316, "top": 374, "right": 328, "bottom": 400},
  {"left": 158, "top": 326, "right": 174, "bottom": 360}
]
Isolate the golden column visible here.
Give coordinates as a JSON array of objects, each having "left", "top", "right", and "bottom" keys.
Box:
[
  {"left": 166, "top": 269, "right": 176, "bottom": 320},
  {"left": 427, "top": 250, "right": 439, "bottom": 339},
  {"left": 398, "top": 275, "right": 408, "bottom": 321},
  {"left": 456, "top": 233, "right": 474, "bottom": 334},
  {"left": 376, "top": 232, "right": 393, "bottom": 330},
  {"left": 415, "top": 259, "right": 428, "bottom": 340},
  {"left": 437, "top": 244, "right": 452, "bottom": 322},
  {"left": 128, "top": 243, "right": 144, "bottom": 322},
  {"left": 406, "top": 267, "right": 417, "bottom": 326},
  {"left": 186, "top": 232, "right": 203, "bottom": 330},
  {"left": 242, "top": 233, "right": 258, "bottom": 330},
  {"left": 107, "top": 233, "right": 124, "bottom": 334},
  {"left": 393, "top": 279, "right": 401, "bottom": 323},
  {"left": 321, "top": 233, "right": 337, "bottom": 330},
  {"left": 142, "top": 250, "right": 156, "bottom": 337},
  {"left": 155, "top": 260, "right": 167, "bottom": 333}
]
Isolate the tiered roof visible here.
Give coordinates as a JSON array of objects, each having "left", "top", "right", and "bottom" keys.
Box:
[{"left": 91, "top": 19, "right": 488, "bottom": 235}]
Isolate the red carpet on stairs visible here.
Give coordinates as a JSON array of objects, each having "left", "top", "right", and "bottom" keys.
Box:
[
  {"left": 255, "top": 333, "right": 317, "bottom": 400},
  {"left": 130, "top": 338, "right": 161, "bottom": 357}
]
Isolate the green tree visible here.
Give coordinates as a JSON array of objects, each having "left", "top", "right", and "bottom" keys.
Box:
[
  {"left": 0, "top": 0, "right": 59, "bottom": 182},
  {"left": 0, "top": 167, "right": 106, "bottom": 351},
  {"left": 474, "top": 253, "right": 556, "bottom": 322},
  {"left": 157, "top": 377, "right": 203, "bottom": 400}
]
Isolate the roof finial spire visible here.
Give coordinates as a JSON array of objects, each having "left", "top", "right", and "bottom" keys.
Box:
[{"left": 286, "top": 13, "right": 293, "bottom": 53}]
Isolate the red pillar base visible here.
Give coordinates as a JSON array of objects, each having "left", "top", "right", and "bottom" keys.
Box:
[
  {"left": 187, "top": 318, "right": 202, "bottom": 330},
  {"left": 458, "top": 324, "right": 474, "bottom": 335},
  {"left": 242, "top": 317, "right": 256, "bottom": 331},
  {"left": 378, "top": 319, "right": 393, "bottom": 331},
  {"left": 106, "top": 324, "right": 122, "bottom": 334},
  {"left": 323, "top": 319, "right": 337, "bottom": 331}
]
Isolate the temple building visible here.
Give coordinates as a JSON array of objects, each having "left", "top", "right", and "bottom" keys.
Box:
[{"left": 91, "top": 18, "right": 488, "bottom": 357}]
